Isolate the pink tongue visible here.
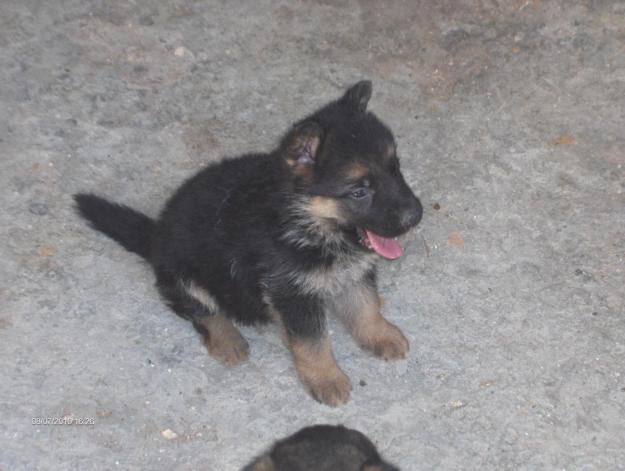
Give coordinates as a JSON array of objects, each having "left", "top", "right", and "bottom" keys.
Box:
[{"left": 364, "top": 229, "right": 403, "bottom": 259}]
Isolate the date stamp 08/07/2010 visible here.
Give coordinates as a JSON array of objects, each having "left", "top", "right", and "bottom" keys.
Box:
[{"left": 32, "top": 417, "right": 95, "bottom": 426}]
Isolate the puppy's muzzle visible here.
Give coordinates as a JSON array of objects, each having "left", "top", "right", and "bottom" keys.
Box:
[{"left": 399, "top": 196, "right": 422, "bottom": 230}]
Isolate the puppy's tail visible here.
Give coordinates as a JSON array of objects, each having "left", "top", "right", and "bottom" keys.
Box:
[{"left": 73, "top": 193, "right": 156, "bottom": 261}]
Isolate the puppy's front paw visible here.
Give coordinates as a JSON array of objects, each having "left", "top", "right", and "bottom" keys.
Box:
[
  {"left": 200, "top": 314, "right": 250, "bottom": 367},
  {"left": 205, "top": 333, "right": 250, "bottom": 366},
  {"left": 363, "top": 323, "right": 409, "bottom": 361},
  {"left": 301, "top": 369, "right": 352, "bottom": 407},
  {"left": 289, "top": 334, "right": 351, "bottom": 406}
]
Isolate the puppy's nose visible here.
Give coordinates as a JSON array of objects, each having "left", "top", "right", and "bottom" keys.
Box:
[{"left": 399, "top": 197, "right": 422, "bottom": 228}]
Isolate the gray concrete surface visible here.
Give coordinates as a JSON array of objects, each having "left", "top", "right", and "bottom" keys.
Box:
[{"left": 1, "top": 1, "right": 624, "bottom": 470}]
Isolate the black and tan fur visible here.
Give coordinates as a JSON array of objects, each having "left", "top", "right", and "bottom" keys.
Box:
[
  {"left": 243, "top": 424, "right": 400, "bottom": 471},
  {"left": 74, "top": 81, "right": 422, "bottom": 406}
]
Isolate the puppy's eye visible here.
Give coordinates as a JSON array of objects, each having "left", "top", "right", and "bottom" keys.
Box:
[
  {"left": 350, "top": 187, "right": 369, "bottom": 199},
  {"left": 348, "top": 179, "right": 370, "bottom": 199}
]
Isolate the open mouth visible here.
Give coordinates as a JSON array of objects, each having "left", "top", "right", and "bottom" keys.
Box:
[{"left": 357, "top": 228, "right": 403, "bottom": 260}]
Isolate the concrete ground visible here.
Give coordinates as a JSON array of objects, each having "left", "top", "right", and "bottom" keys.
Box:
[{"left": 1, "top": 1, "right": 624, "bottom": 469}]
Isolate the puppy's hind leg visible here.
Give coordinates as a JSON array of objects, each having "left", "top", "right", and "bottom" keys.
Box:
[{"left": 157, "top": 276, "right": 249, "bottom": 366}]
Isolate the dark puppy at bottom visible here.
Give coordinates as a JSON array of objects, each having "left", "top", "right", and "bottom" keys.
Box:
[
  {"left": 243, "top": 424, "right": 399, "bottom": 471},
  {"left": 75, "top": 81, "right": 422, "bottom": 406}
]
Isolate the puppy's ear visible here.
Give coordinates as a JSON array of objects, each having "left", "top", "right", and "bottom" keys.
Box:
[
  {"left": 283, "top": 120, "right": 323, "bottom": 179},
  {"left": 340, "top": 80, "right": 372, "bottom": 112}
]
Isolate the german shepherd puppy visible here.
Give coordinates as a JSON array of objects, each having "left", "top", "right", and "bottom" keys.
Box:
[
  {"left": 74, "top": 81, "right": 422, "bottom": 406},
  {"left": 243, "top": 424, "right": 399, "bottom": 471}
]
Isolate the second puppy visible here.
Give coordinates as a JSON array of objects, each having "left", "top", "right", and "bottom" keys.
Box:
[
  {"left": 75, "top": 81, "right": 422, "bottom": 406},
  {"left": 243, "top": 424, "right": 399, "bottom": 471}
]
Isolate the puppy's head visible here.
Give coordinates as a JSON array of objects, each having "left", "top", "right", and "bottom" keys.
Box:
[{"left": 281, "top": 81, "right": 422, "bottom": 259}]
